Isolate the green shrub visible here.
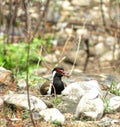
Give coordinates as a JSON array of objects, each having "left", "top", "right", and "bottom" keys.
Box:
[
  {"left": 109, "top": 80, "right": 120, "bottom": 96},
  {"left": 52, "top": 97, "right": 61, "bottom": 105},
  {"left": 0, "top": 36, "right": 52, "bottom": 73}
]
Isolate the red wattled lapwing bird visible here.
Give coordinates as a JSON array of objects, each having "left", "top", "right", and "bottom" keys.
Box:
[{"left": 40, "top": 67, "right": 67, "bottom": 95}]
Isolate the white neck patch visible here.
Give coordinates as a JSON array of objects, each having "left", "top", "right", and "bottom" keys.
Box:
[
  {"left": 52, "top": 70, "right": 56, "bottom": 80},
  {"left": 47, "top": 70, "right": 56, "bottom": 95}
]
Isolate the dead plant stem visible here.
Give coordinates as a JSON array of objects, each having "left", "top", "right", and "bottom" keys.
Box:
[
  {"left": 56, "top": 33, "right": 72, "bottom": 67},
  {"left": 69, "top": 35, "right": 82, "bottom": 76},
  {"left": 69, "top": 21, "right": 87, "bottom": 75},
  {"left": 23, "top": 0, "right": 36, "bottom": 126},
  {"left": 100, "top": 0, "right": 106, "bottom": 30}
]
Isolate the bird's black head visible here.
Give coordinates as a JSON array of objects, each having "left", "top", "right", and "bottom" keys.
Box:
[{"left": 52, "top": 67, "right": 66, "bottom": 77}]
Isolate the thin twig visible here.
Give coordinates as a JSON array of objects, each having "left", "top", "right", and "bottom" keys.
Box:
[
  {"left": 55, "top": 30, "right": 73, "bottom": 67},
  {"left": 52, "top": 84, "right": 57, "bottom": 99},
  {"left": 100, "top": 0, "right": 107, "bottom": 30},
  {"left": 83, "top": 39, "right": 90, "bottom": 72},
  {"left": 37, "top": 46, "right": 43, "bottom": 69},
  {"left": 6, "top": 0, "right": 20, "bottom": 43},
  {"left": 55, "top": 56, "right": 66, "bottom": 67},
  {"left": 32, "top": 0, "right": 51, "bottom": 37},
  {"left": 69, "top": 21, "right": 87, "bottom": 75},
  {"left": 22, "top": 0, "right": 36, "bottom": 126},
  {"left": 69, "top": 35, "right": 82, "bottom": 76},
  {"left": 60, "top": 35, "right": 72, "bottom": 59},
  {"left": 6, "top": 0, "right": 13, "bottom": 43}
]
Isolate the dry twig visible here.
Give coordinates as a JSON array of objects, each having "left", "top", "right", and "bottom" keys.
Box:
[
  {"left": 69, "top": 21, "right": 87, "bottom": 75},
  {"left": 22, "top": 0, "right": 36, "bottom": 126}
]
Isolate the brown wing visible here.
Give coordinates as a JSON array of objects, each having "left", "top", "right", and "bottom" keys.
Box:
[{"left": 40, "top": 80, "right": 50, "bottom": 95}]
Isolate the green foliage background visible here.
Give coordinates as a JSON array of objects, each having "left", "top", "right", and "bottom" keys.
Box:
[{"left": 0, "top": 36, "right": 52, "bottom": 73}]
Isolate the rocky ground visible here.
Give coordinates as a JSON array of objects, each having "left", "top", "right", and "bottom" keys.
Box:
[{"left": 0, "top": 59, "right": 120, "bottom": 127}]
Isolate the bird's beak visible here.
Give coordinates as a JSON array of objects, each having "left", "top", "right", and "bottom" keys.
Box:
[
  {"left": 64, "top": 73, "right": 70, "bottom": 78},
  {"left": 56, "top": 69, "right": 66, "bottom": 76},
  {"left": 60, "top": 70, "right": 69, "bottom": 77}
]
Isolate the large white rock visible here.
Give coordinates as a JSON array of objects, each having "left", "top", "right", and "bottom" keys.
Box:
[
  {"left": 62, "top": 0, "right": 73, "bottom": 11},
  {"left": 64, "top": 51, "right": 86, "bottom": 65},
  {"left": 62, "top": 80, "right": 101, "bottom": 101},
  {"left": 44, "top": 54, "right": 57, "bottom": 63},
  {"left": 95, "top": 42, "right": 106, "bottom": 55},
  {"left": 72, "top": 0, "right": 91, "bottom": 6},
  {"left": 39, "top": 108, "right": 65, "bottom": 124},
  {"left": 106, "top": 36, "right": 116, "bottom": 47},
  {"left": 75, "top": 89, "right": 104, "bottom": 120},
  {"left": 100, "top": 50, "right": 120, "bottom": 61},
  {"left": 98, "top": 117, "right": 119, "bottom": 126},
  {"left": 109, "top": 96, "right": 120, "bottom": 111},
  {"left": 3, "top": 94, "right": 47, "bottom": 111},
  {"left": 76, "top": 29, "right": 88, "bottom": 38},
  {"left": 117, "top": 83, "right": 120, "bottom": 92}
]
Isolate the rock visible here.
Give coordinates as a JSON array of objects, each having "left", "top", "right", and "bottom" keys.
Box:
[
  {"left": 62, "top": 82, "right": 84, "bottom": 101},
  {"left": 76, "top": 29, "right": 89, "bottom": 39},
  {"left": 32, "top": 112, "right": 40, "bottom": 120},
  {"left": 0, "top": 119, "right": 7, "bottom": 127},
  {"left": 75, "top": 89, "right": 104, "bottom": 120},
  {"left": 89, "top": 8, "right": 101, "bottom": 21},
  {"left": 46, "top": 0, "right": 61, "bottom": 23},
  {"left": 62, "top": 80, "right": 101, "bottom": 101},
  {"left": 50, "top": 39, "right": 58, "bottom": 46},
  {"left": 42, "top": 100, "right": 53, "bottom": 108},
  {"left": 100, "top": 50, "right": 120, "bottom": 61},
  {"left": 93, "top": 0, "right": 110, "bottom": 4},
  {"left": 56, "top": 22, "right": 68, "bottom": 31},
  {"left": 0, "top": 67, "right": 16, "bottom": 93},
  {"left": 3, "top": 94, "right": 47, "bottom": 111},
  {"left": 64, "top": 51, "right": 86, "bottom": 65},
  {"left": 55, "top": 31, "right": 68, "bottom": 46},
  {"left": 95, "top": 42, "right": 106, "bottom": 55},
  {"left": 60, "top": 96, "right": 78, "bottom": 113},
  {"left": 64, "top": 28, "right": 74, "bottom": 36},
  {"left": 98, "top": 36, "right": 105, "bottom": 42},
  {"left": 98, "top": 117, "right": 119, "bottom": 126},
  {"left": 17, "top": 79, "right": 26, "bottom": 89},
  {"left": 72, "top": 0, "right": 91, "bottom": 6},
  {"left": 109, "top": 96, "right": 120, "bottom": 111},
  {"left": 62, "top": 0, "right": 73, "bottom": 11},
  {"left": 44, "top": 54, "right": 57, "bottom": 63},
  {"left": 0, "top": 67, "right": 14, "bottom": 85},
  {"left": 113, "top": 13, "right": 120, "bottom": 26},
  {"left": 106, "top": 36, "right": 116, "bottom": 48},
  {"left": 32, "top": 68, "right": 47, "bottom": 76},
  {"left": 117, "top": 82, "right": 120, "bottom": 92},
  {"left": 39, "top": 108, "right": 65, "bottom": 124}
]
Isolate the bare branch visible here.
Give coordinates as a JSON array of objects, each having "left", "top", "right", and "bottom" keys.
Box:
[{"left": 22, "top": 0, "right": 36, "bottom": 126}]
